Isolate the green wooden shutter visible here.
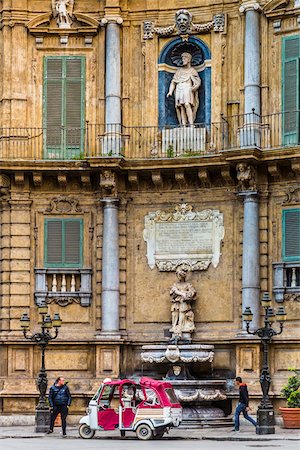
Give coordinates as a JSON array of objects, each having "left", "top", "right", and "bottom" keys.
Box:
[
  {"left": 65, "top": 220, "right": 82, "bottom": 265},
  {"left": 282, "top": 209, "right": 300, "bottom": 261},
  {"left": 44, "top": 56, "right": 85, "bottom": 159},
  {"left": 45, "top": 219, "right": 63, "bottom": 265},
  {"left": 283, "top": 37, "right": 300, "bottom": 145},
  {"left": 45, "top": 218, "right": 83, "bottom": 267}
]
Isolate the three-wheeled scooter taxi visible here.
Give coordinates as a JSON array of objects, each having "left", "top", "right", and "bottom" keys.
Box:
[{"left": 79, "top": 377, "right": 182, "bottom": 440}]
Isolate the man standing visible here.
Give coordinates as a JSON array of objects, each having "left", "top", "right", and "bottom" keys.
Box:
[
  {"left": 233, "top": 376, "right": 257, "bottom": 432},
  {"left": 47, "top": 376, "right": 72, "bottom": 437}
]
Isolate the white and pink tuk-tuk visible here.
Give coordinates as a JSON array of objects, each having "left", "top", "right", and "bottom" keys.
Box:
[{"left": 79, "top": 377, "right": 182, "bottom": 440}]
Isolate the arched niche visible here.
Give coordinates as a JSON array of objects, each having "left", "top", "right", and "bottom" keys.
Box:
[{"left": 158, "top": 37, "right": 211, "bottom": 128}]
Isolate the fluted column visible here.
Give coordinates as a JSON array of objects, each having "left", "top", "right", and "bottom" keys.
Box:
[
  {"left": 240, "top": 191, "right": 260, "bottom": 330},
  {"left": 101, "top": 198, "right": 120, "bottom": 335}
]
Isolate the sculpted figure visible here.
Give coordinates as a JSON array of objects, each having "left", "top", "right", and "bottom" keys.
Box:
[
  {"left": 175, "top": 9, "right": 192, "bottom": 34},
  {"left": 236, "top": 162, "right": 256, "bottom": 191},
  {"left": 170, "top": 266, "right": 196, "bottom": 340},
  {"left": 167, "top": 52, "right": 201, "bottom": 126},
  {"left": 52, "top": 0, "right": 74, "bottom": 28}
]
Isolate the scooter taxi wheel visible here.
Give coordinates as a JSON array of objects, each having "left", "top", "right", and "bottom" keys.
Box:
[
  {"left": 136, "top": 424, "right": 153, "bottom": 441},
  {"left": 79, "top": 424, "right": 95, "bottom": 439}
]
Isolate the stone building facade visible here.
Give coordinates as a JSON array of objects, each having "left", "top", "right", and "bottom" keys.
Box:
[{"left": 0, "top": 0, "right": 299, "bottom": 421}]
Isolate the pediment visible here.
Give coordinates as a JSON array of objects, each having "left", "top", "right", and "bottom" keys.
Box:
[
  {"left": 263, "top": 0, "right": 290, "bottom": 13},
  {"left": 27, "top": 12, "right": 100, "bottom": 35}
]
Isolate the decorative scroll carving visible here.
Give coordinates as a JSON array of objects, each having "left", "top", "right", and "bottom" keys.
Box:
[
  {"left": 14, "top": 172, "right": 25, "bottom": 186},
  {"left": 143, "top": 204, "right": 225, "bottom": 271},
  {"left": 143, "top": 10, "right": 225, "bottom": 40},
  {"left": 283, "top": 185, "right": 300, "bottom": 204},
  {"left": 45, "top": 196, "right": 82, "bottom": 213},
  {"left": 141, "top": 344, "right": 214, "bottom": 364},
  {"left": 198, "top": 389, "right": 227, "bottom": 401},
  {"left": 52, "top": 0, "right": 74, "bottom": 29},
  {"left": 46, "top": 296, "right": 80, "bottom": 307},
  {"left": 284, "top": 293, "right": 300, "bottom": 302},
  {"left": 33, "top": 172, "right": 42, "bottom": 187},
  {"left": 0, "top": 174, "right": 10, "bottom": 199},
  {"left": 100, "top": 170, "right": 117, "bottom": 197},
  {"left": 236, "top": 163, "right": 257, "bottom": 191}
]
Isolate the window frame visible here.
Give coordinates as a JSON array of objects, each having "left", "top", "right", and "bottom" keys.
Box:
[
  {"left": 282, "top": 208, "right": 300, "bottom": 262},
  {"left": 44, "top": 217, "right": 83, "bottom": 268}
]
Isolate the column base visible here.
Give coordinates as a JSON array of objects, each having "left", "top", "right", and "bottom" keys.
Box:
[
  {"left": 95, "top": 331, "right": 122, "bottom": 341},
  {"left": 256, "top": 407, "right": 275, "bottom": 435},
  {"left": 35, "top": 408, "right": 50, "bottom": 433}
]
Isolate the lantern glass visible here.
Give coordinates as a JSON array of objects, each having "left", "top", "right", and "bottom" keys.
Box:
[
  {"left": 267, "top": 307, "right": 275, "bottom": 323},
  {"left": 243, "top": 306, "right": 253, "bottom": 322},
  {"left": 52, "top": 313, "right": 62, "bottom": 328},
  {"left": 261, "top": 292, "right": 271, "bottom": 308},
  {"left": 44, "top": 314, "right": 52, "bottom": 328},
  {"left": 20, "top": 313, "right": 30, "bottom": 329},
  {"left": 38, "top": 303, "right": 48, "bottom": 315},
  {"left": 276, "top": 306, "right": 287, "bottom": 322}
]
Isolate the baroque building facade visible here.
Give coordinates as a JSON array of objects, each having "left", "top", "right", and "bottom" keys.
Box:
[{"left": 0, "top": 0, "right": 299, "bottom": 422}]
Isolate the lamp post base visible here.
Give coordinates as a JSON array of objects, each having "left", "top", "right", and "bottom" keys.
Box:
[
  {"left": 35, "top": 408, "right": 51, "bottom": 433},
  {"left": 256, "top": 407, "right": 275, "bottom": 435}
]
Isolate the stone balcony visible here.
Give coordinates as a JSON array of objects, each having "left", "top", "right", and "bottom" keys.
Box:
[
  {"left": 35, "top": 268, "right": 92, "bottom": 307},
  {"left": 273, "top": 262, "right": 300, "bottom": 302}
]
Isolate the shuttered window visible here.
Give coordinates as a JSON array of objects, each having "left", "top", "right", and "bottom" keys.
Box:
[
  {"left": 43, "top": 56, "right": 85, "bottom": 159},
  {"left": 44, "top": 218, "right": 83, "bottom": 267},
  {"left": 282, "top": 209, "right": 300, "bottom": 261},
  {"left": 282, "top": 36, "right": 300, "bottom": 145}
]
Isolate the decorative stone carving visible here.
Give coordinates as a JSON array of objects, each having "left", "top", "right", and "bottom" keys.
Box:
[
  {"left": 283, "top": 185, "right": 300, "bottom": 204},
  {"left": 46, "top": 296, "right": 80, "bottom": 307},
  {"left": 143, "top": 10, "right": 225, "bottom": 40},
  {"left": 52, "top": 0, "right": 74, "bottom": 29},
  {"left": 57, "top": 174, "right": 67, "bottom": 187},
  {"left": 141, "top": 344, "right": 214, "bottom": 364},
  {"left": 143, "top": 204, "right": 225, "bottom": 271},
  {"left": 14, "top": 172, "right": 25, "bottom": 186},
  {"left": 0, "top": 174, "right": 10, "bottom": 199},
  {"left": 167, "top": 52, "right": 201, "bottom": 126},
  {"left": 100, "top": 170, "right": 117, "bottom": 197},
  {"left": 45, "top": 196, "right": 82, "bottom": 213},
  {"left": 170, "top": 266, "right": 196, "bottom": 341},
  {"left": 236, "top": 163, "right": 257, "bottom": 191},
  {"left": 284, "top": 293, "right": 300, "bottom": 302},
  {"left": 33, "top": 172, "right": 42, "bottom": 187}
]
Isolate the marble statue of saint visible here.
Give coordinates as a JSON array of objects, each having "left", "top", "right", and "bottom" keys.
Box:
[
  {"left": 169, "top": 266, "right": 196, "bottom": 339},
  {"left": 167, "top": 52, "right": 201, "bottom": 126},
  {"left": 52, "top": 0, "right": 74, "bottom": 28}
]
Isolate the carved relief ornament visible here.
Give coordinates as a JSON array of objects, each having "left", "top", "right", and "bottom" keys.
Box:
[
  {"left": 45, "top": 196, "right": 82, "bottom": 213},
  {"left": 100, "top": 170, "right": 117, "bottom": 197},
  {"left": 143, "top": 9, "right": 225, "bottom": 40},
  {"left": 143, "top": 203, "right": 225, "bottom": 272},
  {"left": 283, "top": 185, "right": 300, "bottom": 204}
]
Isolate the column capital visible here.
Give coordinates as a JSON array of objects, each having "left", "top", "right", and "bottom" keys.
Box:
[
  {"left": 237, "top": 190, "right": 259, "bottom": 201},
  {"left": 101, "top": 197, "right": 120, "bottom": 208},
  {"left": 239, "top": 0, "right": 262, "bottom": 13},
  {"left": 101, "top": 16, "right": 123, "bottom": 26}
]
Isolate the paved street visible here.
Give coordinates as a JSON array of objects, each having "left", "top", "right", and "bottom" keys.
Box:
[{"left": 0, "top": 438, "right": 300, "bottom": 450}]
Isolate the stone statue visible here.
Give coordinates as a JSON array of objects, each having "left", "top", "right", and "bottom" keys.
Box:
[
  {"left": 100, "top": 170, "right": 117, "bottom": 197},
  {"left": 52, "top": 0, "right": 74, "bottom": 28},
  {"left": 236, "top": 162, "right": 257, "bottom": 191},
  {"left": 170, "top": 266, "right": 196, "bottom": 340},
  {"left": 175, "top": 9, "right": 193, "bottom": 35},
  {"left": 167, "top": 53, "right": 201, "bottom": 126}
]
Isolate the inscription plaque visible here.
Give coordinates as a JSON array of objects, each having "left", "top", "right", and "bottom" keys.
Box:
[{"left": 143, "top": 204, "right": 224, "bottom": 271}]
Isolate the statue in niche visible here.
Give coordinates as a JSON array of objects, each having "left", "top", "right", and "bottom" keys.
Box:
[
  {"left": 167, "top": 52, "right": 201, "bottom": 126},
  {"left": 175, "top": 9, "right": 193, "bottom": 35},
  {"left": 170, "top": 266, "right": 196, "bottom": 340},
  {"left": 52, "top": 0, "right": 74, "bottom": 28}
]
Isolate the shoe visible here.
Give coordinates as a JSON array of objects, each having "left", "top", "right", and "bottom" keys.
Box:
[
  {"left": 46, "top": 430, "right": 53, "bottom": 434},
  {"left": 231, "top": 429, "right": 240, "bottom": 432},
  {"left": 62, "top": 434, "right": 67, "bottom": 438}
]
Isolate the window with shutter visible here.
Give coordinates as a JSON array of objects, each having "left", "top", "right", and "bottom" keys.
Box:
[
  {"left": 44, "top": 218, "right": 83, "bottom": 267},
  {"left": 282, "top": 209, "right": 300, "bottom": 261},
  {"left": 43, "top": 56, "right": 85, "bottom": 159},
  {"left": 282, "top": 36, "right": 300, "bottom": 145}
]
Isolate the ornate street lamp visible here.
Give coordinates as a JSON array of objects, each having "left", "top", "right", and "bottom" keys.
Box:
[
  {"left": 20, "top": 304, "right": 62, "bottom": 432},
  {"left": 243, "top": 292, "right": 286, "bottom": 435}
]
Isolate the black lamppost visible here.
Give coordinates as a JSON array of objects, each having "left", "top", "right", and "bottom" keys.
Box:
[
  {"left": 243, "top": 292, "right": 286, "bottom": 435},
  {"left": 20, "top": 304, "right": 62, "bottom": 432}
]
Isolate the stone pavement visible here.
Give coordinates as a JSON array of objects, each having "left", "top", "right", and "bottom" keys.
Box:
[{"left": 0, "top": 425, "right": 299, "bottom": 441}]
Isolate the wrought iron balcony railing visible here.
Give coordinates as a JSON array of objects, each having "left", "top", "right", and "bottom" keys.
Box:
[{"left": 0, "top": 111, "right": 299, "bottom": 161}]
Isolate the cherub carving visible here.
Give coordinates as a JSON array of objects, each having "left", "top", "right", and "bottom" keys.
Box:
[
  {"left": 100, "top": 170, "right": 117, "bottom": 197},
  {"left": 236, "top": 162, "right": 257, "bottom": 191},
  {"left": 52, "top": 0, "right": 74, "bottom": 28}
]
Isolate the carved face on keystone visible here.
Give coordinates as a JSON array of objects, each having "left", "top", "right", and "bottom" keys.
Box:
[{"left": 175, "top": 9, "right": 192, "bottom": 34}]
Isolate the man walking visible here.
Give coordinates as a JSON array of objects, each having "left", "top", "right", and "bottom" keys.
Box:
[
  {"left": 47, "top": 376, "right": 72, "bottom": 437},
  {"left": 233, "top": 376, "right": 257, "bottom": 432}
]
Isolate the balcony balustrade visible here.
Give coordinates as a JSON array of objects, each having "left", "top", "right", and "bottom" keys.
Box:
[
  {"left": 0, "top": 111, "right": 299, "bottom": 161},
  {"left": 35, "top": 268, "right": 92, "bottom": 307},
  {"left": 273, "top": 262, "right": 300, "bottom": 302}
]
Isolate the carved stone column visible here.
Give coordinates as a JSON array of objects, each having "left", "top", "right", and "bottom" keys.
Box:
[
  {"left": 237, "top": 164, "right": 260, "bottom": 330},
  {"left": 99, "top": 170, "right": 120, "bottom": 337},
  {"left": 101, "top": 15, "right": 123, "bottom": 154}
]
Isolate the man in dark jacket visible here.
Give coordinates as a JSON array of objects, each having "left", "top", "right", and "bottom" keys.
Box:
[
  {"left": 233, "top": 376, "right": 257, "bottom": 432},
  {"left": 47, "top": 376, "right": 72, "bottom": 437}
]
